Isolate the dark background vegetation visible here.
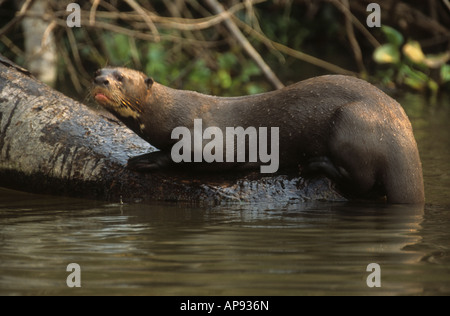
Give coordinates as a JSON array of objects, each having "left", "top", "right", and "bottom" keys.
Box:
[{"left": 0, "top": 0, "right": 449, "bottom": 100}]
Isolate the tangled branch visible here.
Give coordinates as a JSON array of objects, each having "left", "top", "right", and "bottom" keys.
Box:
[{"left": 0, "top": 0, "right": 448, "bottom": 96}]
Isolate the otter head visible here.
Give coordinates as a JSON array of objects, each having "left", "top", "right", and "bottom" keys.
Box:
[{"left": 92, "top": 67, "right": 154, "bottom": 119}]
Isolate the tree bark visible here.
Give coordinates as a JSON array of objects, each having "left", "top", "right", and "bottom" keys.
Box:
[
  {"left": 0, "top": 56, "right": 344, "bottom": 205},
  {"left": 20, "top": 0, "right": 57, "bottom": 87}
]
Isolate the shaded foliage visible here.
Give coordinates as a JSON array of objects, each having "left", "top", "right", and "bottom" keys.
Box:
[{"left": 0, "top": 0, "right": 448, "bottom": 100}]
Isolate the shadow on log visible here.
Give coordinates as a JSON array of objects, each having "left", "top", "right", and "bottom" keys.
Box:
[{"left": 0, "top": 56, "right": 344, "bottom": 206}]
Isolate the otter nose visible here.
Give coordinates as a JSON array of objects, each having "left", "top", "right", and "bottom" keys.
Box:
[{"left": 94, "top": 75, "right": 110, "bottom": 86}]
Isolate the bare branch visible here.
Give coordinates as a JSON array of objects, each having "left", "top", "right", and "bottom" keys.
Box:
[
  {"left": 329, "top": 0, "right": 381, "bottom": 49},
  {"left": 123, "top": 0, "right": 161, "bottom": 42},
  {"left": 0, "top": 0, "right": 36, "bottom": 37},
  {"left": 234, "top": 18, "right": 358, "bottom": 77},
  {"left": 337, "top": 0, "right": 366, "bottom": 74},
  {"left": 204, "top": 0, "right": 285, "bottom": 90},
  {"left": 444, "top": 0, "right": 450, "bottom": 11},
  {"left": 89, "top": 0, "right": 101, "bottom": 26}
]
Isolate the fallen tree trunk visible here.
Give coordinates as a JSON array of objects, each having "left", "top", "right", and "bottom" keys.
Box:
[{"left": 0, "top": 56, "right": 344, "bottom": 205}]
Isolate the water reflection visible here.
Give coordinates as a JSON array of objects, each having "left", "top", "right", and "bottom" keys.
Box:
[
  {"left": 402, "top": 93, "right": 450, "bottom": 205},
  {"left": 2, "top": 188, "right": 447, "bottom": 296}
]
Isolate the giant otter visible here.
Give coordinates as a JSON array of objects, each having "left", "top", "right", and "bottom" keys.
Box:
[{"left": 92, "top": 67, "right": 425, "bottom": 204}]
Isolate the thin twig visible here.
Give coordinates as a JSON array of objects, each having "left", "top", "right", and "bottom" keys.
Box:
[
  {"left": 66, "top": 27, "right": 91, "bottom": 79},
  {"left": 123, "top": 0, "right": 160, "bottom": 42},
  {"left": 85, "top": 2, "right": 264, "bottom": 32},
  {"left": 204, "top": 0, "right": 285, "bottom": 90},
  {"left": 235, "top": 18, "right": 358, "bottom": 77},
  {"left": 142, "top": 0, "right": 266, "bottom": 31},
  {"left": 0, "top": 0, "right": 36, "bottom": 37},
  {"left": 59, "top": 44, "right": 83, "bottom": 94},
  {"left": 89, "top": 0, "right": 101, "bottom": 26},
  {"left": 329, "top": 0, "right": 381, "bottom": 49},
  {"left": 41, "top": 20, "right": 57, "bottom": 50},
  {"left": 339, "top": 0, "right": 366, "bottom": 74},
  {"left": 0, "top": 35, "right": 24, "bottom": 56},
  {"left": 444, "top": 0, "right": 450, "bottom": 11}
]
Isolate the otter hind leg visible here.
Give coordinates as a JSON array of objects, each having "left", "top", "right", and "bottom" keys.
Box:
[
  {"left": 127, "top": 151, "right": 173, "bottom": 172},
  {"left": 326, "top": 105, "right": 382, "bottom": 200},
  {"left": 303, "top": 156, "right": 351, "bottom": 182}
]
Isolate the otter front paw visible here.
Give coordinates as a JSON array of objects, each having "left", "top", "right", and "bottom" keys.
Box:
[{"left": 127, "top": 151, "right": 173, "bottom": 172}]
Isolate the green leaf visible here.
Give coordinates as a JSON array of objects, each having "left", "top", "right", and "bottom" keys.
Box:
[
  {"left": 147, "top": 43, "right": 165, "bottom": 64},
  {"left": 145, "top": 44, "right": 167, "bottom": 81},
  {"left": 441, "top": 64, "right": 450, "bottom": 83},
  {"left": 403, "top": 76, "right": 426, "bottom": 91},
  {"left": 398, "top": 64, "right": 433, "bottom": 92},
  {"left": 381, "top": 26, "right": 404, "bottom": 47},
  {"left": 246, "top": 83, "right": 265, "bottom": 95},
  {"left": 217, "top": 53, "right": 238, "bottom": 70},
  {"left": 240, "top": 62, "right": 262, "bottom": 82},
  {"left": 428, "top": 79, "right": 439, "bottom": 95},
  {"left": 398, "top": 64, "right": 428, "bottom": 81},
  {"left": 217, "top": 69, "right": 232, "bottom": 89},
  {"left": 403, "top": 41, "right": 425, "bottom": 65},
  {"left": 103, "top": 33, "right": 131, "bottom": 64},
  {"left": 373, "top": 44, "right": 400, "bottom": 64}
]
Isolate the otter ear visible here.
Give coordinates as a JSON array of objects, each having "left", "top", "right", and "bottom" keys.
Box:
[{"left": 145, "top": 77, "right": 154, "bottom": 89}]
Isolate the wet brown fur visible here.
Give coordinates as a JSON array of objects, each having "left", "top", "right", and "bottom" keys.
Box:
[{"left": 92, "top": 67, "right": 425, "bottom": 204}]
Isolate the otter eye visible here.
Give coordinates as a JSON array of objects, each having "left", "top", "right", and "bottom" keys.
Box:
[{"left": 115, "top": 73, "right": 124, "bottom": 82}]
